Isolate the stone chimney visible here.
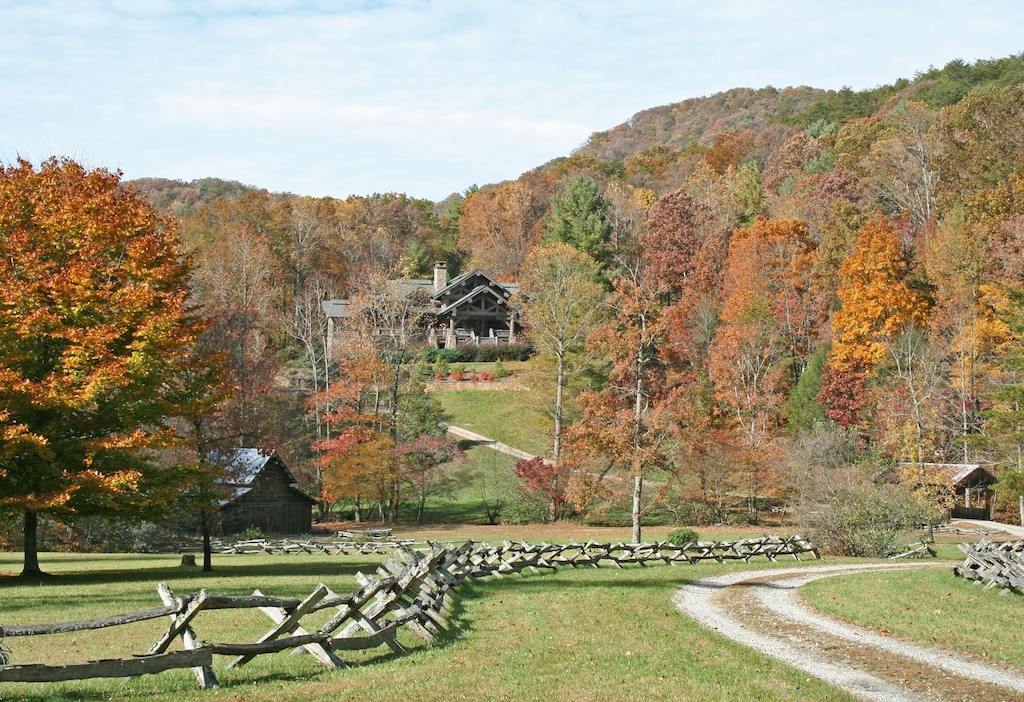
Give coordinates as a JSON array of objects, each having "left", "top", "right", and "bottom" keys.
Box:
[{"left": 433, "top": 261, "right": 448, "bottom": 292}]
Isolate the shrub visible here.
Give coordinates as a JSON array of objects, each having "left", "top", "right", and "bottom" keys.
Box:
[
  {"left": 418, "top": 344, "right": 533, "bottom": 363},
  {"left": 807, "top": 484, "right": 938, "bottom": 557},
  {"left": 433, "top": 357, "right": 451, "bottom": 378},
  {"left": 463, "top": 344, "right": 534, "bottom": 362},
  {"left": 233, "top": 525, "right": 265, "bottom": 542},
  {"left": 492, "top": 359, "right": 511, "bottom": 378},
  {"left": 420, "top": 347, "right": 463, "bottom": 364},
  {"left": 665, "top": 528, "right": 700, "bottom": 546}
]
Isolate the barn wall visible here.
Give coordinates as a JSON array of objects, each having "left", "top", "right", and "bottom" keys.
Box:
[
  {"left": 220, "top": 458, "right": 314, "bottom": 535},
  {"left": 221, "top": 497, "right": 312, "bottom": 535}
]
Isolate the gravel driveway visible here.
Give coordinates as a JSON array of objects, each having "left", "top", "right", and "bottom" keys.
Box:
[{"left": 673, "top": 563, "right": 1024, "bottom": 701}]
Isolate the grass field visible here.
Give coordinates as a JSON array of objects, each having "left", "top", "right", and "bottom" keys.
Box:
[
  {"left": 0, "top": 548, "right": 855, "bottom": 702},
  {"left": 800, "top": 562, "right": 1024, "bottom": 670},
  {"left": 1, "top": 523, "right": 1019, "bottom": 702},
  {"left": 435, "top": 385, "right": 549, "bottom": 457}
]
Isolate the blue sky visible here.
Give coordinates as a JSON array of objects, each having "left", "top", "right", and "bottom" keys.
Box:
[{"left": 2, "top": 1, "right": 1023, "bottom": 201}]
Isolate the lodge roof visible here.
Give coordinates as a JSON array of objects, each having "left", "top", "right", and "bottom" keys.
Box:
[{"left": 321, "top": 268, "right": 519, "bottom": 320}]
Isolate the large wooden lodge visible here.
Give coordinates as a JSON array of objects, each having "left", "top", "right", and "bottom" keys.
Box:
[{"left": 322, "top": 262, "right": 521, "bottom": 349}]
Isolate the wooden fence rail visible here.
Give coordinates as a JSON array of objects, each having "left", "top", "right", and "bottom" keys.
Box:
[
  {"left": 202, "top": 534, "right": 820, "bottom": 562},
  {"left": 0, "top": 535, "right": 818, "bottom": 690},
  {"left": 953, "top": 539, "right": 1024, "bottom": 593}
]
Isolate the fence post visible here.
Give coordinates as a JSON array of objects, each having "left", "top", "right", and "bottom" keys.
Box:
[{"left": 150, "top": 583, "right": 219, "bottom": 690}]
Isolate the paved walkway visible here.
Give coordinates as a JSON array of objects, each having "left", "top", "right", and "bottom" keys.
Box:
[{"left": 444, "top": 425, "right": 537, "bottom": 461}]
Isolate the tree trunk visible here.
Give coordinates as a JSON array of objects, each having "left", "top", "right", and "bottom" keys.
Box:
[
  {"left": 22, "top": 510, "right": 42, "bottom": 577},
  {"left": 202, "top": 525, "right": 213, "bottom": 572},
  {"left": 632, "top": 474, "right": 643, "bottom": 544},
  {"left": 1019, "top": 494, "right": 1023, "bottom": 527},
  {"left": 553, "top": 351, "right": 565, "bottom": 461},
  {"left": 632, "top": 328, "right": 646, "bottom": 546}
]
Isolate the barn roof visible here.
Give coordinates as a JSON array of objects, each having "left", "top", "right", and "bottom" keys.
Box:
[{"left": 217, "top": 449, "right": 315, "bottom": 506}]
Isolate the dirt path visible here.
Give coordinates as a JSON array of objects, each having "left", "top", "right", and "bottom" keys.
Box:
[{"left": 673, "top": 563, "right": 1024, "bottom": 701}]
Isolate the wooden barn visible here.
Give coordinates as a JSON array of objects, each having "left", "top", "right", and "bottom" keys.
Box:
[{"left": 219, "top": 449, "right": 317, "bottom": 535}]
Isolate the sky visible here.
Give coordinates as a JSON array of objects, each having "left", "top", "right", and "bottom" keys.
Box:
[{"left": 2, "top": 1, "right": 1023, "bottom": 202}]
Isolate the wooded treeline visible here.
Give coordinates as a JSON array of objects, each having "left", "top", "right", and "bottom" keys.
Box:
[{"left": 133, "top": 54, "right": 1024, "bottom": 533}]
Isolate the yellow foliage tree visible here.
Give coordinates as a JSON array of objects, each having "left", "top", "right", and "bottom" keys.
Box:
[{"left": 829, "top": 214, "right": 930, "bottom": 371}]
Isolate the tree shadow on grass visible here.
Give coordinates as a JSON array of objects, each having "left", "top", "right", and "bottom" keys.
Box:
[{"left": 0, "top": 557, "right": 384, "bottom": 588}]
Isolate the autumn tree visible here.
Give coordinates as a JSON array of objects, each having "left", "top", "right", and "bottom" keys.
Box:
[
  {"left": 864, "top": 101, "right": 942, "bottom": 226},
  {"left": 311, "top": 348, "right": 384, "bottom": 521},
  {"left": 827, "top": 214, "right": 930, "bottom": 372},
  {"left": 708, "top": 218, "right": 815, "bottom": 512},
  {"left": 821, "top": 214, "right": 930, "bottom": 428},
  {"left": 514, "top": 456, "right": 573, "bottom": 521},
  {"left": 395, "top": 434, "right": 463, "bottom": 524},
  {"left": 979, "top": 285, "right": 1024, "bottom": 481},
  {"left": 518, "top": 244, "right": 607, "bottom": 461},
  {"left": 0, "top": 158, "right": 216, "bottom": 576},
  {"left": 703, "top": 129, "right": 756, "bottom": 174},
  {"left": 685, "top": 160, "right": 767, "bottom": 232},
  {"left": 191, "top": 226, "right": 279, "bottom": 446},
  {"left": 881, "top": 328, "right": 945, "bottom": 476},
  {"left": 458, "top": 181, "right": 541, "bottom": 277},
  {"left": 568, "top": 259, "right": 670, "bottom": 544},
  {"left": 599, "top": 181, "right": 655, "bottom": 265},
  {"left": 640, "top": 188, "right": 709, "bottom": 302},
  {"left": 940, "top": 85, "right": 1024, "bottom": 202}
]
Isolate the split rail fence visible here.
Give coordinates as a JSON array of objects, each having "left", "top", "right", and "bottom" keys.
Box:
[
  {"left": 0, "top": 535, "right": 819, "bottom": 690},
  {"left": 953, "top": 539, "right": 1024, "bottom": 593}
]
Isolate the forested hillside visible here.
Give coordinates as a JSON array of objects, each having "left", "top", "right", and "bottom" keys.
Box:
[{"left": 129, "top": 52, "right": 1024, "bottom": 531}]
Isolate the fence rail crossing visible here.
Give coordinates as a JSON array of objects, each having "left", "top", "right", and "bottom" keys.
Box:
[
  {"left": 0, "top": 535, "right": 819, "bottom": 690},
  {"left": 954, "top": 539, "right": 1024, "bottom": 593}
]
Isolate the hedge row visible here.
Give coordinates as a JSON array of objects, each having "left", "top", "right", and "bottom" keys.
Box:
[{"left": 418, "top": 344, "right": 533, "bottom": 363}]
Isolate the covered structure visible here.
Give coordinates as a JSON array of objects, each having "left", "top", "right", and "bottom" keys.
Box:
[
  {"left": 219, "top": 449, "right": 317, "bottom": 535},
  {"left": 899, "top": 463, "right": 998, "bottom": 520}
]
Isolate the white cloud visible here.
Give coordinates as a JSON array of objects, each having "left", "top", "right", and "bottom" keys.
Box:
[{"left": 2, "top": 1, "right": 1023, "bottom": 199}]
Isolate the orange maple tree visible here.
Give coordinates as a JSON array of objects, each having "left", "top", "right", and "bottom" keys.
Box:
[{"left": 0, "top": 158, "right": 213, "bottom": 576}]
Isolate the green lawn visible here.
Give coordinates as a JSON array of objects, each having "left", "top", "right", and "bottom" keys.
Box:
[
  {"left": 0, "top": 551, "right": 854, "bottom": 702},
  {"left": 435, "top": 387, "right": 549, "bottom": 457},
  {"left": 4, "top": 541, "right": 1020, "bottom": 701},
  {"left": 800, "top": 562, "right": 1024, "bottom": 669}
]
